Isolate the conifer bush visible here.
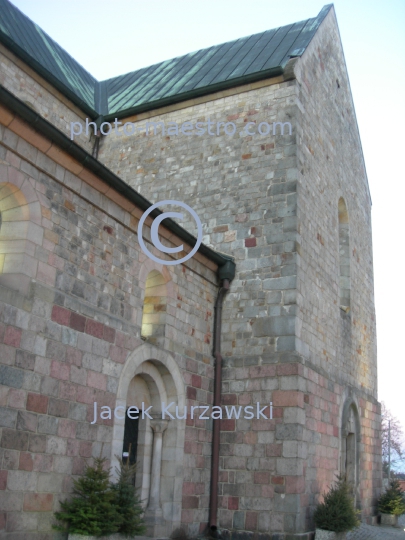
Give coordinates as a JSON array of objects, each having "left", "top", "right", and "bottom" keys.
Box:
[
  {"left": 53, "top": 455, "right": 145, "bottom": 537},
  {"left": 378, "top": 479, "right": 405, "bottom": 516},
  {"left": 111, "top": 456, "right": 146, "bottom": 536},
  {"left": 53, "top": 457, "right": 121, "bottom": 536},
  {"left": 313, "top": 476, "right": 360, "bottom": 533}
]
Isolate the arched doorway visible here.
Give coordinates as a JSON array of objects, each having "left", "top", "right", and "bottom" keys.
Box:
[
  {"left": 111, "top": 343, "right": 186, "bottom": 537},
  {"left": 341, "top": 397, "right": 361, "bottom": 509}
]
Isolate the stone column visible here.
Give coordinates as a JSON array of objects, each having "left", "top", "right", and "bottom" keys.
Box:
[{"left": 145, "top": 418, "right": 169, "bottom": 521}]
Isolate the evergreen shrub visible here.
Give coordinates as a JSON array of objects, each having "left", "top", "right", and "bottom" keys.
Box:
[
  {"left": 111, "top": 456, "right": 146, "bottom": 536},
  {"left": 313, "top": 476, "right": 360, "bottom": 533},
  {"left": 53, "top": 456, "right": 145, "bottom": 537},
  {"left": 378, "top": 479, "right": 405, "bottom": 516},
  {"left": 53, "top": 457, "right": 121, "bottom": 536}
]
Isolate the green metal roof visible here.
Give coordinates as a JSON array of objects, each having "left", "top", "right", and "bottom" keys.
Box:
[{"left": 0, "top": 0, "right": 332, "bottom": 119}]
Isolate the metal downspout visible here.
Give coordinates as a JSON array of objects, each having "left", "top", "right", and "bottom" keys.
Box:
[{"left": 209, "top": 277, "right": 230, "bottom": 534}]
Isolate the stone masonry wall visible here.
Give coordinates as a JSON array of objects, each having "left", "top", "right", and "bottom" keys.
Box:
[
  {"left": 0, "top": 7, "right": 381, "bottom": 535},
  {"left": 0, "top": 45, "right": 95, "bottom": 153},
  {"left": 293, "top": 7, "right": 381, "bottom": 520},
  {"left": 95, "top": 9, "right": 381, "bottom": 534},
  {"left": 0, "top": 108, "right": 219, "bottom": 538}
]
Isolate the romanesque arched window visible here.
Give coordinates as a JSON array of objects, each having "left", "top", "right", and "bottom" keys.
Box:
[
  {"left": 141, "top": 270, "right": 167, "bottom": 346},
  {"left": 338, "top": 198, "right": 350, "bottom": 312},
  {"left": 0, "top": 181, "right": 42, "bottom": 295}
]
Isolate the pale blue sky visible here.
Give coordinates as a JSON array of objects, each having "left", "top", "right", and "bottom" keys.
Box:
[{"left": 9, "top": 0, "right": 405, "bottom": 439}]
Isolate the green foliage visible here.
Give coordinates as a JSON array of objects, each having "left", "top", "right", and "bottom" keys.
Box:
[
  {"left": 378, "top": 479, "right": 405, "bottom": 516},
  {"left": 111, "top": 456, "right": 146, "bottom": 536},
  {"left": 313, "top": 476, "right": 360, "bottom": 533},
  {"left": 53, "top": 455, "right": 146, "bottom": 537},
  {"left": 53, "top": 457, "right": 121, "bottom": 536}
]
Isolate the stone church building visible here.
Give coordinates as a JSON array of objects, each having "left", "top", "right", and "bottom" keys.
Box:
[{"left": 0, "top": 1, "right": 381, "bottom": 538}]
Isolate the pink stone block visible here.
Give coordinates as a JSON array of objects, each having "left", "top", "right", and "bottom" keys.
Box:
[
  {"left": 76, "top": 385, "right": 95, "bottom": 404},
  {"left": 103, "top": 326, "right": 115, "bottom": 343},
  {"left": 50, "top": 360, "right": 70, "bottom": 381},
  {"left": 85, "top": 319, "right": 104, "bottom": 339},
  {"left": 87, "top": 371, "right": 107, "bottom": 391},
  {"left": 182, "top": 482, "right": 196, "bottom": 495},
  {"left": 48, "top": 252, "right": 65, "bottom": 270},
  {"left": 3, "top": 326, "right": 22, "bottom": 348},
  {"left": 33, "top": 454, "right": 53, "bottom": 472},
  {"left": 19, "top": 452, "right": 33, "bottom": 471},
  {"left": 51, "top": 305, "right": 71, "bottom": 326},
  {"left": 249, "top": 365, "right": 276, "bottom": 378},
  {"left": 58, "top": 419, "right": 77, "bottom": 439},
  {"left": 79, "top": 441, "right": 92, "bottom": 457}
]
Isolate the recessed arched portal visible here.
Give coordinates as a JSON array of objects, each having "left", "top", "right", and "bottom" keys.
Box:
[
  {"left": 111, "top": 343, "right": 186, "bottom": 537},
  {"left": 341, "top": 396, "right": 361, "bottom": 509}
]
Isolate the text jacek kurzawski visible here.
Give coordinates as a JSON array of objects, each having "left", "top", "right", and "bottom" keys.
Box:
[{"left": 91, "top": 402, "right": 273, "bottom": 423}]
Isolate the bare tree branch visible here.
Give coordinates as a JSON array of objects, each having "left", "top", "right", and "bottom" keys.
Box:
[{"left": 381, "top": 402, "right": 405, "bottom": 472}]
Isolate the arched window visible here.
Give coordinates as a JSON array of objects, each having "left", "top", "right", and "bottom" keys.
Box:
[
  {"left": 0, "top": 182, "right": 42, "bottom": 295},
  {"left": 338, "top": 198, "right": 350, "bottom": 312},
  {"left": 141, "top": 270, "right": 167, "bottom": 346}
]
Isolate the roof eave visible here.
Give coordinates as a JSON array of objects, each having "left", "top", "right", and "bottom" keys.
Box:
[{"left": 0, "top": 84, "right": 236, "bottom": 279}]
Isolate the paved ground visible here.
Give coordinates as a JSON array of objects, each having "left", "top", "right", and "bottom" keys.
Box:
[{"left": 347, "top": 523, "right": 405, "bottom": 539}]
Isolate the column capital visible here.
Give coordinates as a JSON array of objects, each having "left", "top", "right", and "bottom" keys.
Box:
[{"left": 150, "top": 418, "right": 169, "bottom": 434}]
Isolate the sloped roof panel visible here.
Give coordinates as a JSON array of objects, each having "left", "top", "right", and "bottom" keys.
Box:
[
  {"left": 0, "top": 0, "right": 97, "bottom": 113},
  {"left": 0, "top": 0, "right": 332, "bottom": 118}
]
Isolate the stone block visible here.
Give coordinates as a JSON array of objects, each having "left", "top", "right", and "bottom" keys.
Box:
[
  {"left": 26, "top": 393, "right": 48, "bottom": 414},
  {"left": 0, "top": 491, "right": 23, "bottom": 511},
  {"left": 275, "top": 423, "right": 303, "bottom": 441},
  {"left": 28, "top": 434, "right": 46, "bottom": 453},
  {"left": 0, "top": 365, "right": 23, "bottom": 388},
  {"left": 3, "top": 326, "right": 22, "bottom": 348},
  {"left": 40, "top": 376, "right": 59, "bottom": 397},
  {"left": 38, "top": 415, "right": 58, "bottom": 435},
  {"left": 48, "top": 398, "right": 69, "bottom": 418},
  {"left": 253, "top": 316, "right": 295, "bottom": 337},
  {"left": 0, "top": 406, "right": 17, "bottom": 428},
  {"left": 16, "top": 411, "right": 37, "bottom": 433},
  {"left": 37, "top": 472, "right": 65, "bottom": 492},
  {"left": 0, "top": 469, "right": 8, "bottom": 489},
  {"left": 33, "top": 454, "right": 53, "bottom": 473},
  {"left": 15, "top": 350, "right": 36, "bottom": 371},
  {"left": 7, "top": 470, "right": 38, "bottom": 491},
  {"left": 23, "top": 493, "right": 53, "bottom": 512},
  {"left": 70, "top": 312, "right": 86, "bottom": 332},
  {"left": 1, "top": 429, "right": 29, "bottom": 450},
  {"left": 7, "top": 388, "right": 25, "bottom": 409},
  {"left": 6, "top": 510, "right": 38, "bottom": 532},
  {"left": 46, "top": 436, "right": 67, "bottom": 455},
  {"left": 0, "top": 344, "right": 16, "bottom": 366},
  {"left": 276, "top": 458, "right": 303, "bottom": 476}
]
